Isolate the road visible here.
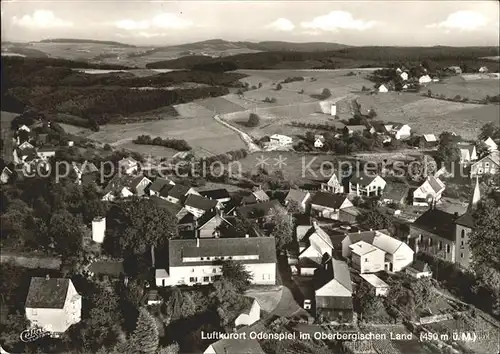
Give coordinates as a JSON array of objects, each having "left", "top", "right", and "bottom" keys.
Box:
[{"left": 213, "top": 114, "right": 261, "bottom": 152}]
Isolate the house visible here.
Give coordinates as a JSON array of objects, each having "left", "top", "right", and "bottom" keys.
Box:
[
  {"left": 458, "top": 143, "right": 478, "bottom": 163},
  {"left": 314, "top": 258, "right": 353, "bottom": 323},
  {"left": 149, "top": 177, "right": 175, "bottom": 197},
  {"left": 418, "top": 75, "right": 432, "bottom": 85},
  {"left": 360, "top": 273, "right": 390, "bottom": 296},
  {"left": 285, "top": 188, "right": 311, "bottom": 212},
  {"left": 18, "top": 141, "right": 34, "bottom": 151},
  {"left": 161, "top": 184, "right": 198, "bottom": 204},
  {"left": 101, "top": 175, "right": 135, "bottom": 201},
  {"left": 310, "top": 192, "right": 353, "bottom": 220},
  {"left": 378, "top": 84, "right": 389, "bottom": 93},
  {"left": 314, "top": 138, "right": 324, "bottom": 148},
  {"left": 479, "top": 66, "right": 489, "bottom": 73},
  {"left": 200, "top": 189, "right": 231, "bottom": 204},
  {"left": 298, "top": 222, "right": 337, "bottom": 275},
  {"left": 423, "top": 134, "right": 438, "bottom": 147},
  {"left": 483, "top": 137, "right": 498, "bottom": 152},
  {"left": 154, "top": 237, "right": 277, "bottom": 287},
  {"left": 178, "top": 208, "right": 231, "bottom": 238},
  {"left": 400, "top": 72, "right": 409, "bottom": 81},
  {"left": 252, "top": 188, "right": 270, "bottom": 202},
  {"left": 339, "top": 206, "right": 363, "bottom": 224},
  {"left": 129, "top": 176, "right": 152, "bottom": 197},
  {"left": 234, "top": 298, "right": 261, "bottom": 327},
  {"left": 118, "top": 157, "right": 139, "bottom": 175},
  {"left": 184, "top": 194, "right": 219, "bottom": 218},
  {"left": 405, "top": 260, "right": 432, "bottom": 278},
  {"left": 37, "top": 147, "right": 56, "bottom": 160},
  {"left": 235, "top": 199, "right": 280, "bottom": 221},
  {"left": 341, "top": 230, "right": 414, "bottom": 272},
  {"left": 1, "top": 165, "right": 13, "bottom": 184},
  {"left": 349, "top": 172, "right": 386, "bottom": 197},
  {"left": 448, "top": 66, "right": 462, "bottom": 74},
  {"left": 344, "top": 125, "right": 366, "bottom": 135},
  {"left": 387, "top": 124, "right": 411, "bottom": 140},
  {"left": 382, "top": 181, "right": 409, "bottom": 205},
  {"left": 412, "top": 176, "right": 445, "bottom": 206},
  {"left": 321, "top": 173, "right": 344, "bottom": 194},
  {"left": 19, "top": 125, "right": 31, "bottom": 132},
  {"left": 349, "top": 241, "right": 386, "bottom": 273},
  {"left": 203, "top": 338, "right": 264, "bottom": 354},
  {"left": 72, "top": 161, "right": 99, "bottom": 186},
  {"left": 269, "top": 134, "right": 292, "bottom": 146},
  {"left": 470, "top": 151, "right": 499, "bottom": 178},
  {"left": 25, "top": 277, "right": 82, "bottom": 334}
]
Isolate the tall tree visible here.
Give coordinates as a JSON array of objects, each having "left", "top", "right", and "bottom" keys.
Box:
[
  {"left": 358, "top": 210, "right": 393, "bottom": 231},
  {"left": 120, "top": 308, "right": 159, "bottom": 354},
  {"left": 268, "top": 205, "right": 293, "bottom": 251},
  {"left": 469, "top": 198, "right": 500, "bottom": 271},
  {"left": 220, "top": 260, "right": 253, "bottom": 292}
]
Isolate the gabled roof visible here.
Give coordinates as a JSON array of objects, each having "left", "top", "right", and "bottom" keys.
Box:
[
  {"left": 310, "top": 191, "right": 348, "bottom": 209},
  {"left": 371, "top": 232, "right": 408, "bottom": 255},
  {"left": 350, "top": 171, "right": 383, "bottom": 186},
  {"left": 236, "top": 200, "right": 280, "bottom": 219},
  {"left": 130, "top": 176, "right": 151, "bottom": 191},
  {"left": 199, "top": 188, "right": 231, "bottom": 200},
  {"left": 474, "top": 151, "right": 499, "bottom": 167},
  {"left": 149, "top": 178, "right": 175, "bottom": 193},
  {"left": 252, "top": 189, "right": 270, "bottom": 201},
  {"left": 423, "top": 134, "right": 437, "bottom": 142},
  {"left": 345, "top": 230, "right": 388, "bottom": 245},
  {"left": 150, "top": 196, "right": 184, "bottom": 215},
  {"left": 25, "top": 277, "right": 70, "bottom": 309},
  {"left": 158, "top": 184, "right": 176, "bottom": 198},
  {"left": 409, "top": 260, "right": 431, "bottom": 273},
  {"left": 455, "top": 211, "right": 474, "bottom": 228},
  {"left": 412, "top": 209, "right": 456, "bottom": 241},
  {"left": 73, "top": 161, "right": 98, "bottom": 175},
  {"left": 184, "top": 194, "right": 218, "bottom": 211},
  {"left": 285, "top": 189, "right": 310, "bottom": 205},
  {"left": 167, "top": 184, "right": 191, "bottom": 200},
  {"left": 360, "top": 274, "right": 389, "bottom": 289},
  {"left": 119, "top": 156, "right": 138, "bottom": 167},
  {"left": 427, "top": 176, "right": 445, "bottom": 195},
  {"left": 168, "top": 237, "right": 277, "bottom": 267},
  {"left": 345, "top": 125, "right": 366, "bottom": 133},
  {"left": 349, "top": 240, "right": 380, "bottom": 256},
  {"left": 315, "top": 258, "right": 352, "bottom": 293}
]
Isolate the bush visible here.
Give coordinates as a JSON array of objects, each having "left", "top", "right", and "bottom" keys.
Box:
[
  {"left": 263, "top": 97, "right": 277, "bottom": 103},
  {"left": 298, "top": 89, "right": 304, "bottom": 94},
  {"left": 133, "top": 135, "right": 191, "bottom": 151},
  {"left": 276, "top": 83, "right": 283, "bottom": 90},
  {"left": 282, "top": 76, "right": 304, "bottom": 83},
  {"left": 321, "top": 88, "right": 331, "bottom": 98},
  {"left": 247, "top": 113, "right": 260, "bottom": 127},
  {"left": 103, "top": 144, "right": 112, "bottom": 151}
]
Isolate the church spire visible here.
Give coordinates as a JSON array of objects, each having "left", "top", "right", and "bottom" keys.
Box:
[{"left": 468, "top": 176, "right": 481, "bottom": 211}]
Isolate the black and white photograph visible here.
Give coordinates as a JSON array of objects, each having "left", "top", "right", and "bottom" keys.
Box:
[{"left": 0, "top": 1, "right": 499, "bottom": 353}]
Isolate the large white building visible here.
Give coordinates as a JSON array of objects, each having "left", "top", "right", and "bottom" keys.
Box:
[
  {"left": 155, "top": 237, "right": 277, "bottom": 287},
  {"left": 269, "top": 134, "right": 292, "bottom": 146},
  {"left": 25, "top": 277, "right": 82, "bottom": 334}
]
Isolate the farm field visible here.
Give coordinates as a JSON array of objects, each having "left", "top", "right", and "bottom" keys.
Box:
[
  {"left": 85, "top": 116, "right": 246, "bottom": 157},
  {"left": 426, "top": 77, "right": 500, "bottom": 100}
]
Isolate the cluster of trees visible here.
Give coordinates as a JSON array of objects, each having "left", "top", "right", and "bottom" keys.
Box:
[
  {"left": 290, "top": 121, "right": 339, "bottom": 132},
  {"left": 282, "top": 76, "right": 304, "bottom": 83},
  {"left": 246, "top": 113, "right": 260, "bottom": 127},
  {"left": 263, "top": 96, "right": 277, "bottom": 103},
  {"left": 482, "top": 94, "right": 500, "bottom": 104},
  {"left": 143, "top": 47, "right": 499, "bottom": 71},
  {"left": 133, "top": 135, "right": 192, "bottom": 151},
  {"left": 436, "top": 131, "right": 461, "bottom": 164}
]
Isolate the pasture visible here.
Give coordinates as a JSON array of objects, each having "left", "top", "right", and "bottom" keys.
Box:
[{"left": 426, "top": 78, "right": 500, "bottom": 101}]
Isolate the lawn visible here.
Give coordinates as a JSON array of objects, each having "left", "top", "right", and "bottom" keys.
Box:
[{"left": 426, "top": 77, "right": 500, "bottom": 101}]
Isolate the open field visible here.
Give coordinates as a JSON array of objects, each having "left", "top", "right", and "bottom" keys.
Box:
[
  {"left": 84, "top": 117, "right": 245, "bottom": 158},
  {"left": 426, "top": 77, "right": 500, "bottom": 100}
]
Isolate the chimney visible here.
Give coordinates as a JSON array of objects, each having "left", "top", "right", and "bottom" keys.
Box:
[{"left": 196, "top": 237, "right": 200, "bottom": 247}]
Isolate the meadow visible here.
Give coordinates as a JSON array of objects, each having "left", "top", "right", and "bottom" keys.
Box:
[{"left": 426, "top": 77, "right": 500, "bottom": 101}]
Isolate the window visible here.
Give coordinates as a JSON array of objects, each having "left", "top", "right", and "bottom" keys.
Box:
[
  {"left": 461, "top": 230, "right": 465, "bottom": 238},
  {"left": 485, "top": 162, "right": 490, "bottom": 168},
  {"left": 461, "top": 241, "right": 464, "bottom": 246},
  {"left": 212, "top": 268, "right": 217, "bottom": 273},
  {"left": 32, "top": 309, "right": 37, "bottom": 315},
  {"left": 446, "top": 244, "right": 451, "bottom": 253},
  {"left": 203, "top": 276, "right": 210, "bottom": 282},
  {"left": 460, "top": 253, "right": 464, "bottom": 259},
  {"left": 428, "top": 238, "right": 433, "bottom": 246},
  {"left": 206, "top": 257, "right": 210, "bottom": 260},
  {"left": 191, "top": 268, "right": 195, "bottom": 272},
  {"left": 438, "top": 241, "right": 442, "bottom": 251},
  {"left": 365, "top": 258, "right": 369, "bottom": 262},
  {"left": 228, "top": 256, "right": 233, "bottom": 260},
  {"left": 200, "top": 257, "right": 204, "bottom": 261},
  {"left": 189, "top": 277, "right": 196, "bottom": 283}
]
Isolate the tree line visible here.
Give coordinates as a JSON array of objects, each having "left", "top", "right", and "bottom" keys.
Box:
[{"left": 133, "top": 135, "right": 192, "bottom": 151}]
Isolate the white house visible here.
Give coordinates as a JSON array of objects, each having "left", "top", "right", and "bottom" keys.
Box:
[
  {"left": 458, "top": 143, "right": 478, "bottom": 163},
  {"left": 18, "top": 141, "right": 34, "bottom": 150},
  {"left": 412, "top": 176, "right": 445, "bottom": 207},
  {"left": 405, "top": 260, "right": 432, "bottom": 279},
  {"left": 322, "top": 173, "right": 344, "bottom": 194},
  {"left": 155, "top": 237, "right": 277, "bottom": 287},
  {"left": 314, "top": 137, "right": 325, "bottom": 148},
  {"left": 269, "top": 134, "right": 292, "bottom": 146},
  {"left": 234, "top": 298, "right": 261, "bottom": 327},
  {"left": 118, "top": 157, "right": 139, "bottom": 175},
  {"left": 349, "top": 241, "right": 385, "bottom": 274},
  {"left": 349, "top": 173, "right": 386, "bottom": 197},
  {"left": 400, "top": 72, "right": 409, "bottom": 81},
  {"left": 149, "top": 178, "right": 176, "bottom": 197},
  {"left": 388, "top": 124, "right": 411, "bottom": 140},
  {"left": 19, "top": 125, "right": 31, "bottom": 132},
  {"left": 418, "top": 75, "right": 432, "bottom": 85},
  {"left": 310, "top": 192, "right": 353, "bottom": 220},
  {"left": 183, "top": 194, "right": 218, "bottom": 218},
  {"left": 298, "top": 222, "right": 335, "bottom": 272},
  {"left": 479, "top": 66, "right": 489, "bottom": 73},
  {"left": 1, "top": 166, "right": 13, "bottom": 184},
  {"left": 360, "top": 274, "right": 390, "bottom": 297},
  {"left": 25, "top": 277, "right": 82, "bottom": 334},
  {"left": 378, "top": 84, "right": 389, "bottom": 93},
  {"left": 483, "top": 137, "right": 498, "bottom": 152}
]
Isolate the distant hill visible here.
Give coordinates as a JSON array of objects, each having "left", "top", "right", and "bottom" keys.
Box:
[{"left": 39, "top": 38, "right": 136, "bottom": 48}]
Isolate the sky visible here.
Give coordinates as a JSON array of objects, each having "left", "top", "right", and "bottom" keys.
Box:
[{"left": 1, "top": 1, "right": 499, "bottom": 46}]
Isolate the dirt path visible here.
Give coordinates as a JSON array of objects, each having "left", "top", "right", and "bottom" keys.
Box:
[{"left": 213, "top": 114, "right": 261, "bottom": 152}]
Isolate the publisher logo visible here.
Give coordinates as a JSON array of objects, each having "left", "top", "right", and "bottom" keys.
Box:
[{"left": 20, "top": 328, "right": 51, "bottom": 342}]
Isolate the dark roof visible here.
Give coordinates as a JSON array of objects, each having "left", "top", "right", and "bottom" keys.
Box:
[
  {"left": 412, "top": 209, "right": 456, "bottom": 241},
  {"left": 210, "top": 338, "right": 264, "bottom": 354},
  {"left": 184, "top": 194, "right": 218, "bottom": 211},
  {"left": 299, "top": 257, "right": 322, "bottom": 268},
  {"left": 236, "top": 200, "right": 280, "bottom": 219},
  {"left": 159, "top": 184, "right": 176, "bottom": 198},
  {"left": 410, "top": 260, "right": 430, "bottom": 273},
  {"left": 427, "top": 176, "right": 445, "bottom": 194},
  {"left": 350, "top": 171, "right": 380, "bottom": 186},
  {"left": 383, "top": 182, "right": 409, "bottom": 202},
  {"left": 167, "top": 184, "right": 191, "bottom": 200},
  {"left": 310, "top": 191, "right": 348, "bottom": 209},
  {"left": 315, "top": 295, "right": 353, "bottom": 310},
  {"left": 103, "top": 174, "right": 132, "bottom": 194},
  {"left": 88, "top": 261, "right": 124, "bottom": 276},
  {"left": 285, "top": 189, "right": 310, "bottom": 204},
  {"left": 168, "top": 237, "right": 277, "bottom": 267},
  {"left": 130, "top": 176, "right": 151, "bottom": 191},
  {"left": 241, "top": 193, "right": 258, "bottom": 205},
  {"left": 200, "top": 189, "right": 231, "bottom": 200},
  {"left": 455, "top": 211, "right": 474, "bottom": 228},
  {"left": 25, "top": 277, "right": 70, "bottom": 309},
  {"left": 345, "top": 125, "right": 366, "bottom": 132},
  {"left": 150, "top": 196, "right": 183, "bottom": 215},
  {"left": 150, "top": 178, "right": 174, "bottom": 193}
]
